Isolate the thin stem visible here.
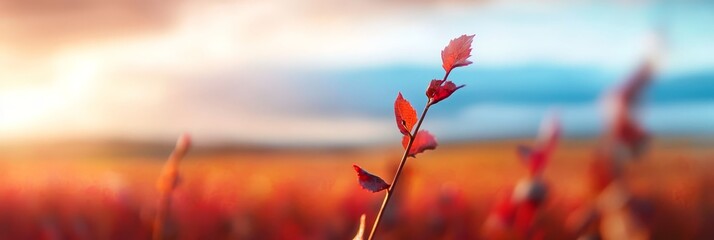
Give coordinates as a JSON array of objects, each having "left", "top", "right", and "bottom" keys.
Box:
[
  {"left": 367, "top": 70, "right": 453, "bottom": 240},
  {"left": 153, "top": 195, "right": 170, "bottom": 240},
  {"left": 368, "top": 102, "right": 431, "bottom": 240}
]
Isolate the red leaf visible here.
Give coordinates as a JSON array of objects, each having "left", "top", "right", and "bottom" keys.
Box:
[
  {"left": 604, "top": 60, "right": 653, "bottom": 157},
  {"left": 621, "top": 61, "right": 654, "bottom": 105},
  {"left": 402, "top": 130, "right": 438, "bottom": 157},
  {"left": 394, "top": 92, "right": 417, "bottom": 136},
  {"left": 536, "top": 113, "right": 560, "bottom": 154},
  {"left": 353, "top": 165, "right": 389, "bottom": 193},
  {"left": 426, "top": 79, "right": 465, "bottom": 105},
  {"left": 518, "top": 114, "right": 560, "bottom": 175},
  {"left": 517, "top": 145, "right": 547, "bottom": 175},
  {"left": 487, "top": 191, "right": 517, "bottom": 227},
  {"left": 617, "top": 116, "right": 648, "bottom": 156},
  {"left": 441, "top": 34, "right": 475, "bottom": 73},
  {"left": 514, "top": 202, "right": 538, "bottom": 235},
  {"left": 606, "top": 96, "right": 649, "bottom": 158}
]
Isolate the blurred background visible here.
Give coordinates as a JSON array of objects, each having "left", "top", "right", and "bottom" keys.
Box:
[{"left": 0, "top": 0, "right": 713, "bottom": 239}]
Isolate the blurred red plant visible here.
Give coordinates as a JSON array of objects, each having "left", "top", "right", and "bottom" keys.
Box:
[
  {"left": 569, "top": 51, "right": 658, "bottom": 239},
  {"left": 483, "top": 113, "right": 561, "bottom": 239},
  {"left": 352, "top": 34, "right": 474, "bottom": 240},
  {"left": 153, "top": 133, "right": 192, "bottom": 240}
]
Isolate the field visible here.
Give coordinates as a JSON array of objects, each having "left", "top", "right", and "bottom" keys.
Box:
[{"left": 0, "top": 139, "right": 713, "bottom": 239}]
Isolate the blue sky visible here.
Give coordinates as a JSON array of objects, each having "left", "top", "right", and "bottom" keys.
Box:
[{"left": 0, "top": 0, "right": 712, "bottom": 146}]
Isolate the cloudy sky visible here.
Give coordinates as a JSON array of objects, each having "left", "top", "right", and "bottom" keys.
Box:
[{"left": 0, "top": 0, "right": 712, "bottom": 146}]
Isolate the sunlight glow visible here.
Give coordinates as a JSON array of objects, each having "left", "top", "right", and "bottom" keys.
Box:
[
  {"left": 54, "top": 51, "right": 101, "bottom": 97},
  {"left": 0, "top": 88, "right": 56, "bottom": 135}
]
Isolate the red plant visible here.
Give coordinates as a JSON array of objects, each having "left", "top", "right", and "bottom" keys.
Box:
[
  {"left": 569, "top": 53, "right": 658, "bottom": 239},
  {"left": 604, "top": 60, "right": 654, "bottom": 159},
  {"left": 153, "top": 133, "right": 192, "bottom": 240},
  {"left": 483, "top": 114, "right": 561, "bottom": 239},
  {"left": 518, "top": 113, "right": 561, "bottom": 176},
  {"left": 352, "top": 34, "right": 474, "bottom": 240}
]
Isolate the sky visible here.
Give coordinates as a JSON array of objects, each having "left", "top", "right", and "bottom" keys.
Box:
[{"left": 0, "top": 0, "right": 713, "bottom": 146}]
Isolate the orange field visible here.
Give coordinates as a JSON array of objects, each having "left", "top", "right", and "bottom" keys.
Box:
[{"left": 0, "top": 139, "right": 713, "bottom": 239}]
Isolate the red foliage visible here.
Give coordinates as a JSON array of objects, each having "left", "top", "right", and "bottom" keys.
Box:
[
  {"left": 426, "top": 79, "right": 465, "bottom": 105},
  {"left": 394, "top": 92, "right": 417, "bottom": 136},
  {"left": 486, "top": 187, "right": 542, "bottom": 238},
  {"left": 353, "top": 34, "right": 474, "bottom": 238},
  {"left": 402, "top": 130, "right": 438, "bottom": 157},
  {"left": 606, "top": 60, "right": 654, "bottom": 157},
  {"left": 621, "top": 61, "right": 654, "bottom": 104},
  {"left": 441, "top": 34, "right": 475, "bottom": 73},
  {"left": 518, "top": 115, "right": 560, "bottom": 175},
  {"left": 353, "top": 165, "right": 390, "bottom": 193}
]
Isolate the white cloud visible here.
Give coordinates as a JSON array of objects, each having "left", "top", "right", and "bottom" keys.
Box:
[{"left": 1, "top": 0, "right": 712, "bottom": 145}]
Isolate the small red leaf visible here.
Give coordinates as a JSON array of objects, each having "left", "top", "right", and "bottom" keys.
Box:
[
  {"left": 621, "top": 61, "right": 654, "bottom": 105},
  {"left": 402, "top": 130, "right": 438, "bottom": 157},
  {"left": 617, "top": 116, "right": 648, "bottom": 156},
  {"left": 517, "top": 145, "right": 547, "bottom": 175},
  {"left": 487, "top": 191, "right": 517, "bottom": 227},
  {"left": 605, "top": 60, "right": 652, "bottom": 157},
  {"left": 536, "top": 113, "right": 560, "bottom": 154},
  {"left": 441, "top": 34, "right": 475, "bottom": 73},
  {"left": 514, "top": 202, "right": 538, "bottom": 235},
  {"left": 519, "top": 114, "right": 560, "bottom": 175},
  {"left": 426, "top": 79, "right": 465, "bottom": 105},
  {"left": 394, "top": 93, "right": 417, "bottom": 136},
  {"left": 353, "top": 165, "right": 389, "bottom": 193}
]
